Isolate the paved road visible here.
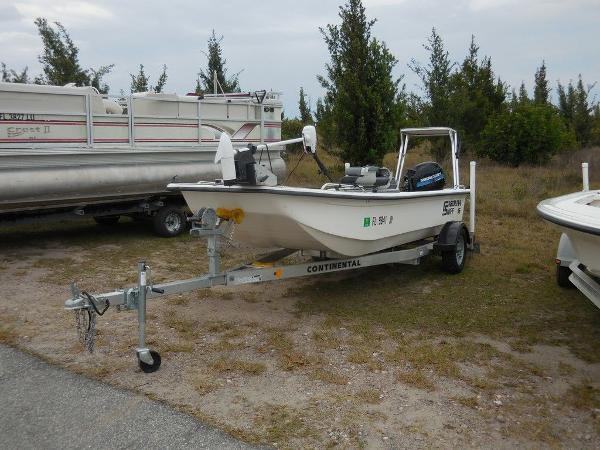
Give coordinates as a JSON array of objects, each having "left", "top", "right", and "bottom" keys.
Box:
[{"left": 0, "top": 344, "right": 260, "bottom": 449}]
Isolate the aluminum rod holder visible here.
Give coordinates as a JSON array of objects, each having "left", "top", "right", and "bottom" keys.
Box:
[{"left": 469, "top": 161, "right": 477, "bottom": 245}]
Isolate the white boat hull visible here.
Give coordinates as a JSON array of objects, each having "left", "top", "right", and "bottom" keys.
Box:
[
  {"left": 537, "top": 190, "right": 600, "bottom": 277},
  {"left": 171, "top": 184, "right": 469, "bottom": 256}
]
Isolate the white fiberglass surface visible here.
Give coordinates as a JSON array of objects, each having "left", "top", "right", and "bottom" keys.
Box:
[{"left": 539, "top": 190, "right": 600, "bottom": 230}]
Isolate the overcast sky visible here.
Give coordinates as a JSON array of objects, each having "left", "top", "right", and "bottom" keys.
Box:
[{"left": 1, "top": 0, "right": 599, "bottom": 116}]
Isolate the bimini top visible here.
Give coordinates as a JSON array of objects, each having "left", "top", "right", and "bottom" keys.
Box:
[{"left": 400, "top": 127, "right": 457, "bottom": 137}]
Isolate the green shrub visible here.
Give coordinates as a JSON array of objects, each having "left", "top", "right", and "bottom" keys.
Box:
[{"left": 479, "top": 104, "right": 573, "bottom": 166}]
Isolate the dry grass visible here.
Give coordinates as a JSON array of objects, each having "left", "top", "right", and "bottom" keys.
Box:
[
  {"left": 356, "top": 388, "right": 382, "bottom": 404},
  {"left": 210, "top": 357, "right": 266, "bottom": 375},
  {"left": 190, "top": 373, "right": 219, "bottom": 395},
  {"left": 311, "top": 368, "right": 349, "bottom": 385},
  {"left": 396, "top": 369, "right": 436, "bottom": 391}
]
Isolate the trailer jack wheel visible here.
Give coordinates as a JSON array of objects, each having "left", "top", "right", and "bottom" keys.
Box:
[{"left": 138, "top": 350, "right": 161, "bottom": 373}]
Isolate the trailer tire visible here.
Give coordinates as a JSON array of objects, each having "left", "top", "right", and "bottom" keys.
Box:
[
  {"left": 153, "top": 206, "right": 186, "bottom": 237},
  {"left": 94, "top": 215, "right": 120, "bottom": 226},
  {"left": 556, "top": 264, "right": 574, "bottom": 288},
  {"left": 441, "top": 228, "right": 467, "bottom": 274}
]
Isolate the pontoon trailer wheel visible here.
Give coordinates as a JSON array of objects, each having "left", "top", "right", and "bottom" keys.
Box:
[
  {"left": 441, "top": 229, "right": 467, "bottom": 274},
  {"left": 153, "top": 206, "right": 186, "bottom": 237},
  {"left": 556, "top": 264, "right": 574, "bottom": 288},
  {"left": 94, "top": 215, "right": 120, "bottom": 226},
  {"left": 138, "top": 350, "right": 161, "bottom": 373}
]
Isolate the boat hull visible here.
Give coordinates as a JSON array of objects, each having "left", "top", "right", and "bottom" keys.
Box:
[
  {"left": 0, "top": 148, "right": 285, "bottom": 213},
  {"left": 171, "top": 184, "right": 469, "bottom": 256},
  {"left": 537, "top": 190, "right": 600, "bottom": 277}
]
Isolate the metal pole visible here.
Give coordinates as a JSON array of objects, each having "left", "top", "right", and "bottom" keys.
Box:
[
  {"left": 260, "top": 103, "right": 264, "bottom": 145},
  {"left": 137, "top": 261, "right": 147, "bottom": 351},
  {"left": 469, "top": 161, "right": 476, "bottom": 240},
  {"left": 582, "top": 162, "right": 589, "bottom": 191},
  {"left": 207, "top": 234, "right": 219, "bottom": 275},
  {"left": 197, "top": 99, "right": 202, "bottom": 145}
]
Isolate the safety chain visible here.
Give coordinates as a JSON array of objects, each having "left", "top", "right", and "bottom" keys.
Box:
[{"left": 74, "top": 308, "right": 96, "bottom": 353}]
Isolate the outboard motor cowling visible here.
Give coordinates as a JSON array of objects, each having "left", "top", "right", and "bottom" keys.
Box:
[{"left": 402, "top": 161, "right": 445, "bottom": 191}]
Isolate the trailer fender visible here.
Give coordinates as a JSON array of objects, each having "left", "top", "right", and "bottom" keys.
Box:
[{"left": 434, "top": 221, "right": 470, "bottom": 253}]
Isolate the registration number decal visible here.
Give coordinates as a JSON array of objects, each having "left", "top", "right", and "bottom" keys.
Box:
[{"left": 363, "top": 215, "right": 394, "bottom": 227}]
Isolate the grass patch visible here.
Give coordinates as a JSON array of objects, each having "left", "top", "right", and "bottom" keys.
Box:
[
  {"left": 163, "top": 311, "right": 198, "bottom": 337},
  {"left": 356, "top": 389, "right": 382, "bottom": 404},
  {"left": 191, "top": 373, "right": 219, "bottom": 395},
  {"left": 253, "top": 403, "right": 318, "bottom": 445},
  {"left": 210, "top": 357, "right": 266, "bottom": 375},
  {"left": 160, "top": 341, "right": 194, "bottom": 353},
  {"left": 451, "top": 395, "right": 479, "bottom": 409},
  {"left": 311, "top": 368, "right": 349, "bottom": 385},
  {"left": 396, "top": 369, "right": 436, "bottom": 391},
  {"left": 564, "top": 382, "right": 600, "bottom": 410}
]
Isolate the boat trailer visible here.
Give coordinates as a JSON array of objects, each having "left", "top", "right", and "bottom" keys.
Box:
[{"left": 65, "top": 163, "right": 478, "bottom": 373}]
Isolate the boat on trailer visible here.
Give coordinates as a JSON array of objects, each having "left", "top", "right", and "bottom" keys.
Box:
[
  {"left": 0, "top": 82, "right": 283, "bottom": 233},
  {"left": 169, "top": 127, "right": 472, "bottom": 257},
  {"left": 64, "top": 125, "right": 477, "bottom": 372},
  {"left": 537, "top": 163, "right": 600, "bottom": 308}
]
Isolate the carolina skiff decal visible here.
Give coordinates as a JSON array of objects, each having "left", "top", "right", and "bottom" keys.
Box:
[
  {"left": 442, "top": 199, "right": 462, "bottom": 216},
  {"left": 363, "top": 215, "right": 394, "bottom": 227},
  {"left": 307, "top": 259, "right": 362, "bottom": 273}
]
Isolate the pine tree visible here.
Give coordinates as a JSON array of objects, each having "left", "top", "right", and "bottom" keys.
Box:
[
  {"left": 557, "top": 76, "right": 595, "bottom": 146},
  {"left": 1, "top": 63, "right": 30, "bottom": 83},
  {"left": 533, "top": 61, "right": 549, "bottom": 104},
  {"left": 154, "top": 65, "right": 168, "bottom": 93},
  {"left": 518, "top": 82, "right": 529, "bottom": 104},
  {"left": 318, "top": 0, "right": 399, "bottom": 165},
  {"left": 130, "top": 64, "right": 167, "bottom": 93},
  {"left": 410, "top": 28, "right": 455, "bottom": 129},
  {"left": 298, "top": 87, "right": 313, "bottom": 124},
  {"left": 448, "top": 35, "right": 506, "bottom": 152},
  {"left": 130, "top": 64, "right": 149, "bottom": 93},
  {"left": 198, "top": 30, "right": 240, "bottom": 94},
  {"left": 34, "top": 18, "right": 112, "bottom": 91}
]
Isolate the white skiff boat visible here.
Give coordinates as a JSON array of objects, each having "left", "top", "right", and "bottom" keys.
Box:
[
  {"left": 537, "top": 163, "right": 600, "bottom": 308},
  {"left": 538, "top": 188, "right": 600, "bottom": 277},
  {"left": 168, "top": 126, "right": 473, "bottom": 257}
]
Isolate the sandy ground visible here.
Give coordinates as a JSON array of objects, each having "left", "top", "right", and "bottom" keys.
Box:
[{"left": 1, "top": 222, "right": 600, "bottom": 449}]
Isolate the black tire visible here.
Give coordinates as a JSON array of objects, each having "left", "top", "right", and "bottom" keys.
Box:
[
  {"left": 138, "top": 350, "right": 161, "bottom": 373},
  {"left": 94, "top": 215, "right": 120, "bottom": 226},
  {"left": 441, "top": 229, "right": 467, "bottom": 274},
  {"left": 153, "top": 206, "right": 186, "bottom": 237},
  {"left": 556, "top": 264, "right": 574, "bottom": 288}
]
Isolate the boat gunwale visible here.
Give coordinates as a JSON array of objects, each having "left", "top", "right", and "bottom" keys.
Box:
[
  {"left": 537, "top": 193, "right": 600, "bottom": 237},
  {"left": 167, "top": 183, "right": 470, "bottom": 201}
]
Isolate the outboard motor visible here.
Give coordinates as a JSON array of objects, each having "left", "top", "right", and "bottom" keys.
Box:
[
  {"left": 402, "top": 161, "right": 445, "bottom": 191},
  {"left": 214, "top": 133, "right": 277, "bottom": 186}
]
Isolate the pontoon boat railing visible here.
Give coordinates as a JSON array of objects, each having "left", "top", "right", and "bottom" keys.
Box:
[{"left": 0, "top": 85, "right": 280, "bottom": 149}]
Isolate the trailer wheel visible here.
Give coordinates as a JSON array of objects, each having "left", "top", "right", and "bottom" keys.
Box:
[
  {"left": 441, "top": 228, "right": 467, "bottom": 274},
  {"left": 138, "top": 350, "right": 161, "bottom": 373},
  {"left": 153, "top": 206, "right": 186, "bottom": 237},
  {"left": 94, "top": 215, "right": 120, "bottom": 226},
  {"left": 556, "top": 264, "right": 574, "bottom": 288}
]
